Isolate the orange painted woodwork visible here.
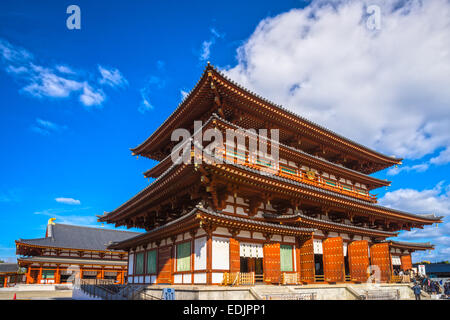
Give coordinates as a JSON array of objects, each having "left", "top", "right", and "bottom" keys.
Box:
[
  {"left": 263, "top": 243, "right": 281, "bottom": 284},
  {"left": 157, "top": 246, "right": 172, "bottom": 284},
  {"left": 323, "top": 237, "right": 345, "bottom": 282},
  {"left": 400, "top": 254, "right": 412, "bottom": 271},
  {"left": 370, "top": 243, "right": 392, "bottom": 282},
  {"left": 229, "top": 238, "right": 240, "bottom": 273},
  {"left": 299, "top": 238, "right": 315, "bottom": 283},
  {"left": 348, "top": 240, "right": 370, "bottom": 282}
]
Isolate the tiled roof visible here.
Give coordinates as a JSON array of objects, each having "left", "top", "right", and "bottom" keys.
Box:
[
  {"left": 0, "top": 263, "right": 19, "bottom": 273},
  {"left": 17, "top": 224, "right": 141, "bottom": 252}
]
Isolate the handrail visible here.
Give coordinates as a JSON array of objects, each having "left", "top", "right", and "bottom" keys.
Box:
[{"left": 218, "top": 147, "right": 377, "bottom": 203}]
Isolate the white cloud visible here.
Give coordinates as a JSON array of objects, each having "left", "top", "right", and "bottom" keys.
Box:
[
  {"left": 0, "top": 38, "right": 125, "bottom": 108},
  {"left": 79, "top": 83, "right": 105, "bottom": 107},
  {"left": 180, "top": 90, "right": 189, "bottom": 100},
  {"left": 387, "top": 163, "right": 429, "bottom": 176},
  {"left": 430, "top": 147, "right": 450, "bottom": 165},
  {"left": 55, "top": 65, "right": 76, "bottom": 74},
  {"left": 55, "top": 197, "right": 81, "bottom": 205},
  {"left": 199, "top": 27, "right": 225, "bottom": 61},
  {"left": 379, "top": 182, "right": 450, "bottom": 261},
  {"left": 138, "top": 76, "right": 166, "bottom": 113},
  {"left": 98, "top": 65, "right": 128, "bottom": 88},
  {"left": 30, "top": 118, "right": 67, "bottom": 135},
  {"left": 223, "top": 0, "right": 450, "bottom": 160},
  {"left": 139, "top": 87, "right": 154, "bottom": 114}
]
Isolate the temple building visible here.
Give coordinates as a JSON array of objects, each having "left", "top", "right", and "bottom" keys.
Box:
[
  {"left": 98, "top": 64, "right": 442, "bottom": 286},
  {"left": 15, "top": 220, "right": 140, "bottom": 284},
  {"left": 0, "top": 263, "right": 24, "bottom": 288}
]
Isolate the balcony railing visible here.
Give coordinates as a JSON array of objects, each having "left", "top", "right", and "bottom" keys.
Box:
[{"left": 216, "top": 148, "right": 377, "bottom": 203}]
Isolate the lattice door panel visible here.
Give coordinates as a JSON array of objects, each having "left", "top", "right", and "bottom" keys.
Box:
[
  {"left": 370, "top": 243, "right": 392, "bottom": 282},
  {"left": 229, "top": 238, "right": 240, "bottom": 273},
  {"left": 263, "top": 243, "right": 281, "bottom": 284},
  {"left": 400, "top": 254, "right": 412, "bottom": 271},
  {"left": 348, "top": 240, "right": 369, "bottom": 282},
  {"left": 157, "top": 246, "right": 172, "bottom": 284},
  {"left": 323, "top": 237, "right": 345, "bottom": 282},
  {"left": 299, "top": 238, "right": 315, "bottom": 283}
]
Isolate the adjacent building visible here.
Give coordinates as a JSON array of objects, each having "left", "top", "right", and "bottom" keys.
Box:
[
  {"left": 16, "top": 220, "right": 140, "bottom": 284},
  {"left": 0, "top": 263, "right": 24, "bottom": 288},
  {"left": 99, "top": 64, "right": 442, "bottom": 285}
]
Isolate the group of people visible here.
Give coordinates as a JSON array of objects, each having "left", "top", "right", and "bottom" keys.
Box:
[
  {"left": 412, "top": 274, "right": 450, "bottom": 300},
  {"left": 393, "top": 268, "right": 414, "bottom": 283}
]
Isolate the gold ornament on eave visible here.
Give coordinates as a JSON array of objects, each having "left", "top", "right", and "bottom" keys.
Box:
[{"left": 306, "top": 170, "right": 316, "bottom": 180}]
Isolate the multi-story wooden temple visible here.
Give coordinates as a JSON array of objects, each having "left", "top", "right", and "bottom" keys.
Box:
[
  {"left": 15, "top": 220, "right": 140, "bottom": 284},
  {"left": 99, "top": 64, "right": 442, "bottom": 285}
]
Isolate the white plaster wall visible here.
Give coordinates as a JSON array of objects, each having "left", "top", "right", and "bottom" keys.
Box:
[
  {"left": 238, "top": 230, "right": 251, "bottom": 238},
  {"left": 212, "top": 272, "right": 224, "bottom": 284},
  {"left": 272, "top": 235, "right": 282, "bottom": 242},
  {"left": 174, "top": 274, "right": 183, "bottom": 284},
  {"left": 236, "top": 206, "right": 245, "bottom": 215},
  {"left": 194, "top": 273, "right": 207, "bottom": 284},
  {"left": 215, "top": 227, "right": 231, "bottom": 236},
  {"left": 194, "top": 236, "right": 207, "bottom": 270},
  {"left": 224, "top": 205, "right": 234, "bottom": 213},
  {"left": 183, "top": 274, "right": 192, "bottom": 284},
  {"left": 212, "top": 237, "right": 229, "bottom": 270},
  {"left": 253, "top": 232, "right": 265, "bottom": 240},
  {"left": 128, "top": 253, "right": 134, "bottom": 275},
  {"left": 284, "top": 236, "right": 295, "bottom": 243}
]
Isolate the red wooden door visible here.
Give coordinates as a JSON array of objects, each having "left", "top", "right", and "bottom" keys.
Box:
[
  {"left": 299, "top": 238, "right": 315, "bottom": 283},
  {"left": 348, "top": 240, "right": 369, "bottom": 282},
  {"left": 401, "top": 254, "right": 412, "bottom": 271},
  {"left": 323, "top": 237, "right": 345, "bottom": 282},
  {"left": 157, "top": 246, "right": 172, "bottom": 284},
  {"left": 263, "top": 243, "right": 281, "bottom": 284},
  {"left": 370, "top": 243, "right": 392, "bottom": 282},
  {"left": 229, "top": 238, "right": 240, "bottom": 273}
]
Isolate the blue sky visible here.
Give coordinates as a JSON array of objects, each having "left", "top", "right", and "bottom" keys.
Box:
[{"left": 1, "top": 0, "right": 449, "bottom": 263}]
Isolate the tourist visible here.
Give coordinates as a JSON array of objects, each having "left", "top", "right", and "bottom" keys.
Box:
[{"left": 413, "top": 283, "right": 422, "bottom": 300}]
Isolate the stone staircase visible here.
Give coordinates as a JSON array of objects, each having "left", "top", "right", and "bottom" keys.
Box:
[{"left": 251, "top": 286, "right": 316, "bottom": 300}]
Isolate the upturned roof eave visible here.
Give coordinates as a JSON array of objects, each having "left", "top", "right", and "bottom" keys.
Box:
[
  {"left": 131, "top": 64, "right": 402, "bottom": 167},
  {"left": 141, "top": 114, "right": 392, "bottom": 189}
]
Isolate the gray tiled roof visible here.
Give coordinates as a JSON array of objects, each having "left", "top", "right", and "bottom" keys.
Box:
[
  {"left": 389, "top": 240, "right": 434, "bottom": 248},
  {"left": 0, "top": 263, "right": 19, "bottom": 273},
  {"left": 17, "top": 224, "right": 141, "bottom": 252}
]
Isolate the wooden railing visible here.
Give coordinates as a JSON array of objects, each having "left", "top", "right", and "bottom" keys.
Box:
[
  {"left": 222, "top": 272, "right": 255, "bottom": 286},
  {"left": 281, "top": 273, "right": 299, "bottom": 285},
  {"left": 219, "top": 148, "right": 377, "bottom": 203}
]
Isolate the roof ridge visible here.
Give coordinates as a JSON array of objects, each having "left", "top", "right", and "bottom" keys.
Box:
[{"left": 54, "top": 223, "right": 141, "bottom": 234}]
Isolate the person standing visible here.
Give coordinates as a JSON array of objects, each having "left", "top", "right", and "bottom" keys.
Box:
[{"left": 413, "top": 283, "right": 422, "bottom": 300}]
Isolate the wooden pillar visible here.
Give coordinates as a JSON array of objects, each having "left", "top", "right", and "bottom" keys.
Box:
[
  {"left": 80, "top": 266, "right": 84, "bottom": 280},
  {"left": 295, "top": 238, "right": 302, "bottom": 282},
  {"left": 206, "top": 231, "right": 213, "bottom": 285},
  {"left": 3, "top": 275, "right": 7, "bottom": 288},
  {"left": 37, "top": 265, "right": 43, "bottom": 284},
  {"left": 55, "top": 265, "right": 61, "bottom": 284},
  {"left": 101, "top": 268, "right": 105, "bottom": 280},
  {"left": 26, "top": 266, "right": 32, "bottom": 284}
]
